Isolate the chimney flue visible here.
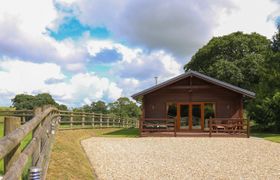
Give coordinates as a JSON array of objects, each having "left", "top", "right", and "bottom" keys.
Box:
[{"left": 154, "top": 76, "right": 158, "bottom": 85}]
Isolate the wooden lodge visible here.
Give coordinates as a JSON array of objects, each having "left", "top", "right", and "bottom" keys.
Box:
[{"left": 132, "top": 70, "right": 255, "bottom": 137}]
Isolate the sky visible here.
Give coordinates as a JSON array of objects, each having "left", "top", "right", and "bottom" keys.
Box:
[{"left": 0, "top": 0, "right": 279, "bottom": 107}]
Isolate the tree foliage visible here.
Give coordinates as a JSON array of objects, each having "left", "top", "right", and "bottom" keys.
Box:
[
  {"left": 75, "top": 98, "right": 141, "bottom": 118},
  {"left": 108, "top": 97, "right": 141, "bottom": 118},
  {"left": 185, "top": 32, "right": 270, "bottom": 91},
  {"left": 185, "top": 30, "right": 280, "bottom": 132},
  {"left": 76, "top": 100, "right": 108, "bottom": 114},
  {"left": 12, "top": 93, "right": 67, "bottom": 110}
]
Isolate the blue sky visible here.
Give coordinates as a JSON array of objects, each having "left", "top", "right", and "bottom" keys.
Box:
[{"left": 0, "top": 0, "right": 279, "bottom": 107}]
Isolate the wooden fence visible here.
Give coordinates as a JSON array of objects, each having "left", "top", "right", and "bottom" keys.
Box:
[
  {"left": 0, "top": 106, "right": 139, "bottom": 179},
  {"left": 0, "top": 106, "right": 59, "bottom": 179},
  {"left": 140, "top": 118, "right": 177, "bottom": 137},
  {"left": 59, "top": 111, "right": 138, "bottom": 129},
  {"left": 0, "top": 110, "right": 33, "bottom": 124}
]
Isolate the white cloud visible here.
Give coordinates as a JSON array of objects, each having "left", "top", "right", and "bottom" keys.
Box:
[
  {"left": 0, "top": 58, "right": 65, "bottom": 93},
  {"left": 0, "top": 59, "right": 122, "bottom": 107},
  {"left": 214, "top": 0, "right": 278, "bottom": 38},
  {"left": 0, "top": 0, "right": 89, "bottom": 71},
  {"left": 113, "top": 50, "right": 182, "bottom": 96},
  {"left": 59, "top": 0, "right": 280, "bottom": 59},
  {"left": 87, "top": 39, "right": 142, "bottom": 63},
  {"left": 0, "top": 0, "right": 57, "bottom": 36},
  {"left": 68, "top": 0, "right": 236, "bottom": 57}
]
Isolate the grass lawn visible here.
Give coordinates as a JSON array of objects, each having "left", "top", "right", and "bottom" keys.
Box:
[
  {"left": 251, "top": 133, "right": 280, "bottom": 143},
  {"left": 47, "top": 128, "right": 139, "bottom": 180}
]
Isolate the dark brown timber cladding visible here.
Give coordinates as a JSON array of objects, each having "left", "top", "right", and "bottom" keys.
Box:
[{"left": 144, "top": 76, "right": 242, "bottom": 119}]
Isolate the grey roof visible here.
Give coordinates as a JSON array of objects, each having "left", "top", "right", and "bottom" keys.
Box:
[{"left": 131, "top": 70, "right": 256, "bottom": 99}]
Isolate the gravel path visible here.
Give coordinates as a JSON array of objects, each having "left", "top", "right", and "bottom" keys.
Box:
[{"left": 82, "top": 137, "right": 280, "bottom": 180}]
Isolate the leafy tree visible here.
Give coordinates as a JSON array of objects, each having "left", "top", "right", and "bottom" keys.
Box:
[
  {"left": 33, "top": 93, "right": 57, "bottom": 107},
  {"left": 207, "top": 60, "right": 244, "bottom": 86},
  {"left": 58, "top": 104, "right": 68, "bottom": 111},
  {"left": 248, "top": 92, "right": 280, "bottom": 131},
  {"left": 77, "top": 100, "right": 108, "bottom": 113},
  {"left": 184, "top": 32, "right": 270, "bottom": 91},
  {"left": 11, "top": 93, "right": 67, "bottom": 110},
  {"left": 91, "top": 101, "right": 108, "bottom": 114},
  {"left": 108, "top": 97, "right": 141, "bottom": 118},
  {"left": 247, "top": 26, "right": 280, "bottom": 131},
  {"left": 184, "top": 30, "right": 280, "bottom": 132},
  {"left": 271, "top": 25, "right": 280, "bottom": 52},
  {"left": 12, "top": 94, "right": 35, "bottom": 110}
]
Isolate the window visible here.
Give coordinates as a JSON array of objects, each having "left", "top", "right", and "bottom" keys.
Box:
[{"left": 167, "top": 103, "right": 177, "bottom": 119}]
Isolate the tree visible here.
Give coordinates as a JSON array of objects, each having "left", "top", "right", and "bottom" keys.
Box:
[
  {"left": 271, "top": 25, "right": 280, "bottom": 52},
  {"left": 108, "top": 97, "right": 141, "bottom": 118},
  {"left": 207, "top": 60, "right": 244, "bottom": 87},
  {"left": 184, "top": 30, "right": 280, "bottom": 132},
  {"left": 11, "top": 93, "right": 67, "bottom": 110},
  {"left": 184, "top": 32, "right": 270, "bottom": 91},
  {"left": 58, "top": 104, "right": 68, "bottom": 111},
  {"left": 247, "top": 26, "right": 280, "bottom": 131},
  {"left": 33, "top": 93, "right": 57, "bottom": 107},
  {"left": 11, "top": 94, "right": 35, "bottom": 110},
  {"left": 91, "top": 101, "right": 107, "bottom": 114}
]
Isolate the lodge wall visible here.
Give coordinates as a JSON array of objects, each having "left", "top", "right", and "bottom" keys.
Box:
[{"left": 143, "top": 76, "right": 242, "bottom": 118}]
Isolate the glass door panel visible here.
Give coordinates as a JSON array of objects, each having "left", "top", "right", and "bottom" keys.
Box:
[
  {"left": 167, "top": 103, "right": 177, "bottom": 129},
  {"left": 204, "top": 103, "right": 215, "bottom": 130},
  {"left": 192, "top": 104, "right": 201, "bottom": 130},
  {"left": 180, "top": 104, "right": 189, "bottom": 129}
]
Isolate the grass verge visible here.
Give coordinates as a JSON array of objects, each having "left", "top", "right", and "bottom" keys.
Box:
[
  {"left": 47, "top": 128, "right": 139, "bottom": 180},
  {"left": 251, "top": 133, "right": 280, "bottom": 143}
]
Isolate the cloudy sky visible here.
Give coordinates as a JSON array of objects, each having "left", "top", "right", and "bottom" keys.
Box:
[{"left": 0, "top": 0, "right": 279, "bottom": 107}]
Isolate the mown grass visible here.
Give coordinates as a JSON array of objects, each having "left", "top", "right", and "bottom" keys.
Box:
[
  {"left": 47, "top": 128, "right": 139, "bottom": 180},
  {"left": 251, "top": 133, "right": 280, "bottom": 143}
]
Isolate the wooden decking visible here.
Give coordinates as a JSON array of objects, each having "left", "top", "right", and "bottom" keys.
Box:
[
  {"left": 140, "top": 118, "right": 250, "bottom": 138},
  {"left": 141, "top": 131, "right": 248, "bottom": 137}
]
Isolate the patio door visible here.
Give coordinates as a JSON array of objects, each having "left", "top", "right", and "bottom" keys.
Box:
[{"left": 178, "top": 103, "right": 204, "bottom": 131}]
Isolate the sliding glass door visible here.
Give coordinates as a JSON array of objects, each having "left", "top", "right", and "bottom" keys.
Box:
[
  {"left": 192, "top": 104, "right": 201, "bottom": 130},
  {"left": 180, "top": 104, "right": 189, "bottom": 129}
]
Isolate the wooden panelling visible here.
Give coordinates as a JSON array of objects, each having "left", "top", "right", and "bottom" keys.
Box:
[{"left": 144, "top": 76, "right": 242, "bottom": 119}]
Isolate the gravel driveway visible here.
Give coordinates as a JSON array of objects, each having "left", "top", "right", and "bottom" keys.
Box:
[{"left": 82, "top": 137, "right": 280, "bottom": 180}]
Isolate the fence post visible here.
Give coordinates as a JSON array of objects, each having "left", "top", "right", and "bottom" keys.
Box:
[
  {"left": 32, "top": 107, "right": 42, "bottom": 166},
  {"left": 100, "top": 114, "right": 103, "bottom": 128},
  {"left": 209, "top": 118, "right": 212, "bottom": 137},
  {"left": 22, "top": 112, "right": 26, "bottom": 124},
  {"left": 70, "top": 112, "right": 73, "bottom": 129},
  {"left": 112, "top": 118, "right": 115, "bottom": 127},
  {"left": 4, "top": 116, "right": 21, "bottom": 173},
  {"left": 82, "top": 112, "right": 85, "bottom": 127},
  {"left": 92, "top": 113, "right": 95, "bottom": 128},
  {"left": 107, "top": 117, "right": 109, "bottom": 127},
  {"left": 247, "top": 119, "right": 250, "bottom": 138}
]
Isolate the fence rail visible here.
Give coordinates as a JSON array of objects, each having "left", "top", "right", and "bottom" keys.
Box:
[
  {"left": 209, "top": 118, "right": 250, "bottom": 137},
  {"left": 59, "top": 111, "right": 138, "bottom": 129},
  {"left": 0, "top": 110, "right": 34, "bottom": 124},
  {"left": 140, "top": 118, "right": 177, "bottom": 137},
  {"left": 0, "top": 106, "right": 59, "bottom": 180}
]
